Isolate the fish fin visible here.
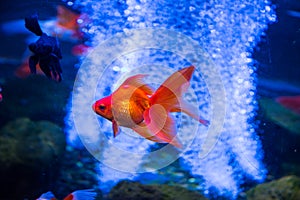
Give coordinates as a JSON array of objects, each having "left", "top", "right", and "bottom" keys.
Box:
[
  {"left": 112, "top": 120, "right": 120, "bottom": 137},
  {"left": 151, "top": 66, "right": 209, "bottom": 126},
  {"left": 25, "top": 13, "right": 43, "bottom": 36},
  {"left": 63, "top": 189, "right": 97, "bottom": 200},
  {"left": 133, "top": 104, "right": 182, "bottom": 148},
  {"left": 150, "top": 66, "right": 195, "bottom": 110},
  {"left": 29, "top": 55, "right": 39, "bottom": 74},
  {"left": 171, "top": 99, "right": 210, "bottom": 126},
  {"left": 122, "top": 74, "right": 153, "bottom": 95},
  {"left": 48, "top": 55, "right": 63, "bottom": 82},
  {"left": 39, "top": 59, "right": 52, "bottom": 79}
]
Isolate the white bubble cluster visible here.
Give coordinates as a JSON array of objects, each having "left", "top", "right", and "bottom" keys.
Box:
[{"left": 65, "top": 0, "right": 276, "bottom": 198}]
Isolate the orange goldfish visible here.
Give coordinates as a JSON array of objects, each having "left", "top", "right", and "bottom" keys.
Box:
[{"left": 92, "top": 66, "right": 209, "bottom": 148}]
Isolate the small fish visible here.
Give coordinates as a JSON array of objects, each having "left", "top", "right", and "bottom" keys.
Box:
[
  {"left": 71, "top": 44, "right": 91, "bottom": 56},
  {"left": 55, "top": 5, "right": 84, "bottom": 40},
  {"left": 276, "top": 95, "right": 300, "bottom": 115},
  {"left": 92, "top": 66, "right": 209, "bottom": 148},
  {"left": 25, "top": 13, "right": 63, "bottom": 82},
  {"left": 0, "top": 86, "right": 2, "bottom": 102},
  {"left": 14, "top": 59, "right": 44, "bottom": 78},
  {"left": 1, "top": 5, "right": 85, "bottom": 42},
  {"left": 36, "top": 189, "right": 96, "bottom": 200}
]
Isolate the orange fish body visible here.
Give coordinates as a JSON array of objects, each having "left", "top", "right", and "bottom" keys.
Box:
[{"left": 93, "top": 66, "right": 209, "bottom": 148}]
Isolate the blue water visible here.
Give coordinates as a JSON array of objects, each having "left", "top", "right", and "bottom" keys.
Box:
[{"left": 1, "top": 0, "right": 300, "bottom": 199}]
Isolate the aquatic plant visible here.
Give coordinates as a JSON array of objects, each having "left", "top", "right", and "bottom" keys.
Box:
[{"left": 64, "top": 0, "right": 276, "bottom": 198}]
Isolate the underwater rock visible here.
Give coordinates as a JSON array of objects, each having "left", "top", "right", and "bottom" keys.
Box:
[
  {"left": 259, "top": 98, "right": 300, "bottom": 135},
  {"left": 0, "top": 118, "right": 65, "bottom": 199},
  {"left": 246, "top": 175, "right": 300, "bottom": 200},
  {"left": 108, "top": 180, "right": 207, "bottom": 200}
]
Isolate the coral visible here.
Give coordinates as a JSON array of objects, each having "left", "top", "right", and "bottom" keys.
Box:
[{"left": 246, "top": 176, "right": 300, "bottom": 200}]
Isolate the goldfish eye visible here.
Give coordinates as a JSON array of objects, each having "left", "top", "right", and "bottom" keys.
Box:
[{"left": 99, "top": 104, "right": 106, "bottom": 110}]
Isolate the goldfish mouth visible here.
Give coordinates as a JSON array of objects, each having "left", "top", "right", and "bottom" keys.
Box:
[{"left": 92, "top": 103, "right": 96, "bottom": 111}]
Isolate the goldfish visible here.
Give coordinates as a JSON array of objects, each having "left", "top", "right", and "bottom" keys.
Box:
[
  {"left": 92, "top": 66, "right": 209, "bottom": 148},
  {"left": 36, "top": 189, "right": 96, "bottom": 200},
  {"left": 25, "top": 13, "right": 63, "bottom": 82}
]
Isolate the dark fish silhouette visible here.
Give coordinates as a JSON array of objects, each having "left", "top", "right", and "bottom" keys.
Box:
[{"left": 25, "top": 13, "right": 63, "bottom": 82}]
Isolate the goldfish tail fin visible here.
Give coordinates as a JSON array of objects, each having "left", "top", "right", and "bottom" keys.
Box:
[
  {"left": 172, "top": 99, "right": 210, "bottom": 126},
  {"left": 25, "top": 13, "right": 43, "bottom": 36},
  {"left": 63, "top": 189, "right": 97, "bottom": 200},
  {"left": 150, "top": 66, "right": 209, "bottom": 126},
  {"left": 133, "top": 104, "right": 183, "bottom": 148},
  {"left": 150, "top": 66, "right": 195, "bottom": 109}
]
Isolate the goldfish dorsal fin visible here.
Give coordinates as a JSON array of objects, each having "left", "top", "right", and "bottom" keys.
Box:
[
  {"left": 121, "top": 74, "right": 153, "bottom": 95},
  {"left": 133, "top": 104, "right": 182, "bottom": 148}
]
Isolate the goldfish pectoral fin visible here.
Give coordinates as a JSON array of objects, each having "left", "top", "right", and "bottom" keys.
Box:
[
  {"left": 112, "top": 120, "right": 120, "bottom": 137},
  {"left": 175, "top": 98, "right": 210, "bottom": 126},
  {"left": 145, "top": 104, "right": 183, "bottom": 148}
]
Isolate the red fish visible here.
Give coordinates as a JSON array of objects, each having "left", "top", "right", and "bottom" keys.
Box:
[
  {"left": 92, "top": 66, "right": 209, "bottom": 148},
  {"left": 0, "top": 86, "right": 2, "bottom": 102},
  {"left": 15, "top": 59, "right": 44, "bottom": 78},
  {"left": 55, "top": 5, "right": 84, "bottom": 40},
  {"left": 276, "top": 95, "right": 300, "bottom": 115},
  {"left": 71, "top": 44, "right": 91, "bottom": 56},
  {"left": 36, "top": 189, "right": 96, "bottom": 200}
]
